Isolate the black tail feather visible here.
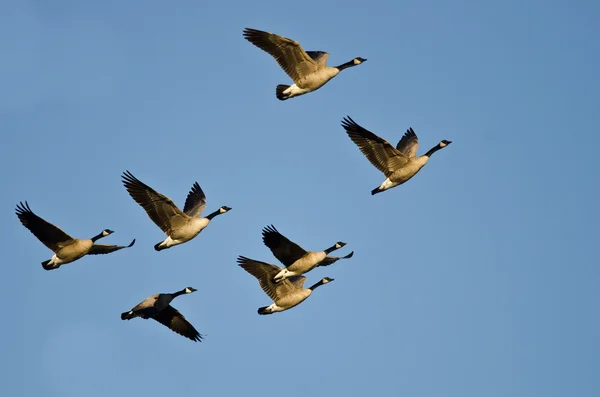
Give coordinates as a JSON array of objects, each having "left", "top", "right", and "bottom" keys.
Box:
[
  {"left": 121, "top": 311, "right": 134, "bottom": 320},
  {"left": 371, "top": 187, "right": 383, "bottom": 195},
  {"left": 276, "top": 85, "right": 290, "bottom": 100},
  {"left": 41, "top": 260, "right": 57, "bottom": 270},
  {"left": 154, "top": 242, "right": 165, "bottom": 251},
  {"left": 258, "top": 306, "right": 271, "bottom": 315}
]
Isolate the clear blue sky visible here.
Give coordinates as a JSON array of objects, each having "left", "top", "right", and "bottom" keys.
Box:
[{"left": 1, "top": 0, "right": 599, "bottom": 396}]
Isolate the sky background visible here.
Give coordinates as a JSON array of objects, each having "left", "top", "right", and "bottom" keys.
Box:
[{"left": 1, "top": 0, "right": 599, "bottom": 396}]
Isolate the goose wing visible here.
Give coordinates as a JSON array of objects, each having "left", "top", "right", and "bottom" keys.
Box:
[
  {"left": 288, "top": 276, "right": 308, "bottom": 289},
  {"left": 306, "top": 51, "right": 330, "bottom": 67},
  {"left": 152, "top": 305, "right": 203, "bottom": 342},
  {"left": 121, "top": 171, "right": 189, "bottom": 234},
  {"left": 395, "top": 128, "right": 419, "bottom": 158},
  {"left": 88, "top": 239, "right": 135, "bottom": 255},
  {"left": 341, "top": 116, "right": 409, "bottom": 177},
  {"left": 243, "top": 28, "right": 320, "bottom": 82},
  {"left": 237, "top": 256, "right": 300, "bottom": 301},
  {"left": 15, "top": 201, "right": 74, "bottom": 252},
  {"left": 317, "top": 251, "right": 354, "bottom": 267},
  {"left": 261, "top": 225, "right": 307, "bottom": 266},
  {"left": 182, "top": 182, "right": 207, "bottom": 218}
]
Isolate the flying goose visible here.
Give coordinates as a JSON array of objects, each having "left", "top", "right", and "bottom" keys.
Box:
[
  {"left": 237, "top": 256, "right": 334, "bottom": 315},
  {"left": 121, "top": 171, "right": 232, "bottom": 251},
  {"left": 261, "top": 225, "right": 349, "bottom": 282},
  {"left": 15, "top": 201, "right": 135, "bottom": 270},
  {"left": 341, "top": 116, "right": 452, "bottom": 195},
  {"left": 121, "top": 287, "right": 203, "bottom": 342},
  {"left": 243, "top": 28, "right": 367, "bottom": 100}
]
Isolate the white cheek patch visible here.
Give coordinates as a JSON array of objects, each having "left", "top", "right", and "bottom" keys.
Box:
[
  {"left": 439, "top": 142, "right": 447, "bottom": 147},
  {"left": 102, "top": 230, "right": 109, "bottom": 236},
  {"left": 335, "top": 243, "right": 341, "bottom": 249},
  {"left": 219, "top": 207, "right": 226, "bottom": 214},
  {"left": 353, "top": 59, "right": 361, "bottom": 64}
]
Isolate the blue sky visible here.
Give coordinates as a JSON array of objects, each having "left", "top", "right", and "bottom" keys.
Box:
[{"left": 1, "top": 0, "right": 599, "bottom": 396}]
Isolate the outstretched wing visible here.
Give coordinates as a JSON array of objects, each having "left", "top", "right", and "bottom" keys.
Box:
[
  {"left": 317, "top": 251, "right": 354, "bottom": 267},
  {"left": 237, "top": 256, "right": 299, "bottom": 302},
  {"left": 182, "top": 182, "right": 207, "bottom": 218},
  {"left": 152, "top": 306, "right": 203, "bottom": 342},
  {"left": 261, "top": 225, "right": 307, "bottom": 267},
  {"left": 341, "top": 116, "right": 408, "bottom": 177},
  {"left": 306, "top": 51, "right": 330, "bottom": 67},
  {"left": 243, "top": 28, "right": 320, "bottom": 82},
  {"left": 288, "top": 276, "right": 308, "bottom": 289},
  {"left": 121, "top": 171, "right": 188, "bottom": 234},
  {"left": 395, "top": 128, "right": 419, "bottom": 158},
  {"left": 15, "top": 201, "right": 74, "bottom": 252},
  {"left": 88, "top": 239, "right": 135, "bottom": 255}
]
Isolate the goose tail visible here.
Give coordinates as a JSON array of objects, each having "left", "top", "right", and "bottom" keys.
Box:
[
  {"left": 121, "top": 311, "right": 135, "bottom": 320},
  {"left": 41, "top": 260, "right": 58, "bottom": 270},
  {"left": 258, "top": 306, "right": 272, "bottom": 315},
  {"left": 276, "top": 85, "right": 290, "bottom": 100}
]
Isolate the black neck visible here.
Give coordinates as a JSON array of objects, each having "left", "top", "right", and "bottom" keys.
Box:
[
  {"left": 206, "top": 209, "right": 222, "bottom": 220},
  {"left": 324, "top": 244, "right": 339, "bottom": 254},
  {"left": 424, "top": 144, "right": 444, "bottom": 158},
  {"left": 171, "top": 289, "right": 187, "bottom": 298},
  {"left": 335, "top": 60, "right": 358, "bottom": 71},
  {"left": 91, "top": 232, "right": 105, "bottom": 242},
  {"left": 309, "top": 280, "right": 326, "bottom": 291}
]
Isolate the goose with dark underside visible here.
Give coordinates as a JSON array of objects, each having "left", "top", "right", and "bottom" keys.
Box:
[{"left": 121, "top": 287, "right": 203, "bottom": 342}]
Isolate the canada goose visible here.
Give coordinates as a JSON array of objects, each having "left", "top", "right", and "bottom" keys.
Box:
[
  {"left": 15, "top": 201, "right": 135, "bottom": 270},
  {"left": 261, "top": 225, "right": 349, "bottom": 282},
  {"left": 243, "top": 28, "right": 366, "bottom": 100},
  {"left": 342, "top": 116, "right": 452, "bottom": 195},
  {"left": 237, "top": 256, "right": 334, "bottom": 315},
  {"left": 121, "top": 287, "right": 202, "bottom": 342},
  {"left": 121, "top": 171, "right": 231, "bottom": 251}
]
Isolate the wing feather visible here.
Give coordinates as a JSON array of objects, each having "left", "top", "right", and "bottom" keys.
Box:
[
  {"left": 243, "top": 28, "right": 320, "bottom": 82},
  {"left": 317, "top": 251, "right": 354, "bottom": 267},
  {"left": 237, "top": 256, "right": 300, "bottom": 301},
  {"left": 183, "top": 182, "right": 207, "bottom": 218},
  {"left": 121, "top": 171, "right": 187, "bottom": 234},
  {"left": 306, "top": 51, "right": 330, "bottom": 66},
  {"left": 396, "top": 128, "right": 419, "bottom": 158},
  {"left": 341, "top": 116, "right": 408, "bottom": 177},
  {"left": 152, "top": 306, "right": 203, "bottom": 342},
  {"left": 88, "top": 239, "right": 135, "bottom": 255},
  {"left": 15, "top": 201, "right": 74, "bottom": 252},
  {"left": 261, "top": 225, "right": 307, "bottom": 266}
]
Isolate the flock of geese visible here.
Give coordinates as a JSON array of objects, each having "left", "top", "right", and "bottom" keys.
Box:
[{"left": 15, "top": 28, "right": 452, "bottom": 343}]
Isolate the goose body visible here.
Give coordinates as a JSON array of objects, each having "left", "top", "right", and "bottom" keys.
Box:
[
  {"left": 237, "top": 256, "right": 334, "bottom": 315},
  {"left": 261, "top": 225, "right": 349, "bottom": 282},
  {"left": 121, "top": 171, "right": 231, "bottom": 251},
  {"left": 121, "top": 287, "right": 202, "bottom": 342},
  {"left": 243, "top": 28, "right": 366, "bottom": 100},
  {"left": 15, "top": 201, "right": 135, "bottom": 270},
  {"left": 341, "top": 116, "right": 452, "bottom": 195}
]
